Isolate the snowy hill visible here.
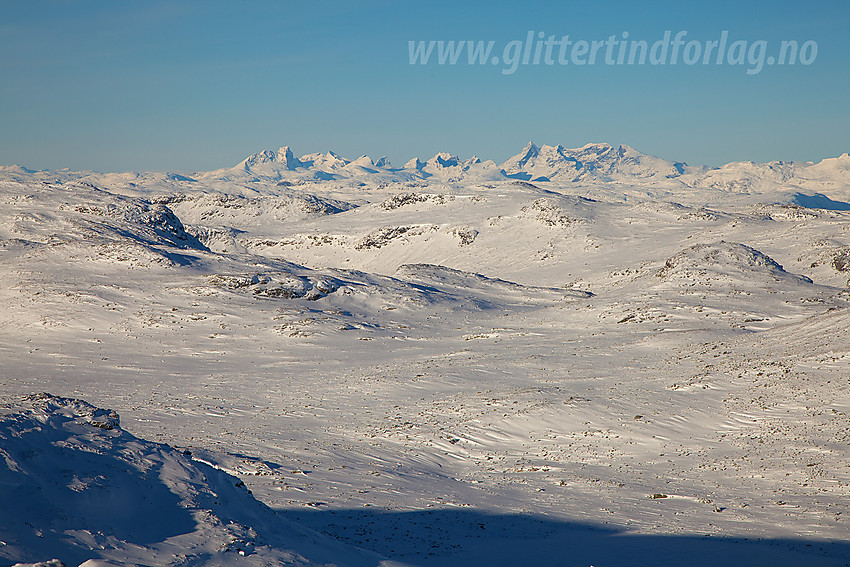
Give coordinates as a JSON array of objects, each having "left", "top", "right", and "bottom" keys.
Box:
[{"left": 0, "top": 394, "right": 404, "bottom": 567}]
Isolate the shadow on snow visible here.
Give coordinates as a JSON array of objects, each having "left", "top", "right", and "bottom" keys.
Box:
[{"left": 279, "top": 507, "right": 850, "bottom": 567}]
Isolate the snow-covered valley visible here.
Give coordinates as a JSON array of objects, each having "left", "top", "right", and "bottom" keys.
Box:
[{"left": 1, "top": 142, "right": 849, "bottom": 566}]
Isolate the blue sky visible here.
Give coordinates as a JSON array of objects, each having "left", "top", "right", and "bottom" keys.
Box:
[{"left": 1, "top": 0, "right": 848, "bottom": 172}]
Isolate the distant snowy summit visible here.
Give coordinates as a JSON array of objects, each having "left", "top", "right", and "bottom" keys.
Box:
[
  {"left": 228, "top": 145, "right": 499, "bottom": 183},
  {"left": 2, "top": 143, "right": 850, "bottom": 205},
  {"left": 222, "top": 142, "right": 850, "bottom": 193},
  {"left": 498, "top": 141, "right": 694, "bottom": 182},
  {"left": 227, "top": 141, "right": 694, "bottom": 184}
]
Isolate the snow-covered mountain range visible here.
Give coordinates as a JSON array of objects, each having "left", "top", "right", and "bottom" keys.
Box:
[
  {"left": 3, "top": 143, "right": 850, "bottom": 206},
  {"left": 219, "top": 142, "right": 850, "bottom": 199}
]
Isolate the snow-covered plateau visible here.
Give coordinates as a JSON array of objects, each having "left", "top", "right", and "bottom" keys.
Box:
[{"left": 1, "top": 142, "right": 850, "bottom": 566}]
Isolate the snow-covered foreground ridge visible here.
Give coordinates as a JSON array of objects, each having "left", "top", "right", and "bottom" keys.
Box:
[
  {"left": 1, "top": 144, "right": 850, "bottom": 566},
  {"left": 0, "top": 394, "right": 405, "bottom": 567}
]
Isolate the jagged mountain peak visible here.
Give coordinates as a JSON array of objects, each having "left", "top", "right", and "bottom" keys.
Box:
[
  {"left": 350, "top": 155, "right": 375, "bottom": 168},
  {"left": 428, "top": 153, "right": 461, "bottom": 168},
  {"left": 504, "top": 142, "right": 541, "bottom": 170},
  {"left": 520, "top": 141, "right": 540, "bottom": 155},
  {"left": 276, "top": 146, "right": 303, "bottom": 169},
  {"left": 403, "top": 157, "right": 425, "bottom": 170},
  {"left": 298, "top": 150, "right": 350, "bottom": 170},
  {"left": 236, "top": 145, "right": 302, "bottom": 171},
  {"left": 236, "top": 148, "right": 276, "bottom": 170}
]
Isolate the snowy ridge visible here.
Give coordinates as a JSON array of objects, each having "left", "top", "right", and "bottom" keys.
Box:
[
  {"left": 0, "top": 394, "right": 404, "bottom": 567},
  {"left": 498, "top": 141, "right": 695, "bottom": 183}
]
